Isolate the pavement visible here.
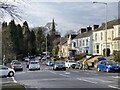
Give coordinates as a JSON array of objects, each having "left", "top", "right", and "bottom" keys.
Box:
[{"left": 1, "top": 62, "right": 120, "bottom": 90}]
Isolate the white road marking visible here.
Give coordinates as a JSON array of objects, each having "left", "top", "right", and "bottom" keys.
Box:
[
  {"left": 77, "top": 78, "right": 98, "bottom": 84},
  {"left": 108, "top": 85, "right": 120, "bottom": 89},
  {"left": 49, "top": 71, "right": 57, "bottom": 74},
  {"left": 12, "top": 77, "right": 17, "bottom": 83},
  {"left": 112, "top": 76, "right": 120, "bottom": 79},
  {"left": 65, "top": 72, "right": 70, "bottom": 75},
  {"left": 59, "top": 74, "right": 70, "bottom": 78}
]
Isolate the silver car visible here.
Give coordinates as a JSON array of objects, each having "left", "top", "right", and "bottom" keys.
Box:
[
  {"left": 29, "top": 61, "right": 40, "bottom": 70},
  {"left": 53, "top": 61, "right": 66, "bottom": 70},
  {"left": 11, "top": 61, "right": 23, "bottom": 71}
]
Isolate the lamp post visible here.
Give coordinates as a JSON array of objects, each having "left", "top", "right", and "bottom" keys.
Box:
[
  {"left": 46, "top": 34, "right": 47, "bottom": 61},
  {"left": 93, "top": 2, "right": 108, "bottom": 57}
]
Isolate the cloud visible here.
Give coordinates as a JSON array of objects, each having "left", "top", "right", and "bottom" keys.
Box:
[{"left": 2, "top": 1, "right": 118, "bottom": 36}]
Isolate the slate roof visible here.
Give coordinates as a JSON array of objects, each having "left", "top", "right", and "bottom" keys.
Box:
[
  {"left": 95, "top": 18, "right": 120, "bottom": 31},
  {"left": 59, "top": 37, "right": 67, "bottom": 45},
  {"left": 74, "top": 31, "right": 93, "bottom": 39}
]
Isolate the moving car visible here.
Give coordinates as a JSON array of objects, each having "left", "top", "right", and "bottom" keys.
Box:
[
  {"left": 11, "top": 60, "right": 18, "bottom": 65},
  {"left": 65, "top": 60, "right": 76, "bottom": 68},
  {"left": 11, "top": 61, "right": 23, "bottom": 71},
  {"left": 46, "top": 60, "right": 54, "bottom": 66},
  {"left": 53, "top": 61, "right": 66, "bottom": 70},
  {"left": 0, "top": 65, "right": 15, "bottom": 77},
  {"left": 94, "top": 57, "right": 106, "bottom": 68},
  {"left": 97, "top": 60, "right": 120, "bottom": 72},
  {"left": 29, "top": 61, "right": 40, "bottom": 70},
  {"left": 75, "top": 61, "right": 83, "bottom": 69}
]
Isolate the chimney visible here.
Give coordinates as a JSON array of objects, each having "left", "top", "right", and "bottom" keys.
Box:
[
  {"left": 80, "top": 28, "right": 86, "bottom": 34},
  {"left": 93, "top": 25, "right": 99, "bottom": 30},
  {"left": 87, "top": 26, "right": 92, "bottom": 32}
]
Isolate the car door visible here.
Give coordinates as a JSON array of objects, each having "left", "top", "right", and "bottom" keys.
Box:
[
  {"left": 101, "top": 62, "right": 106, "bottom": 71},
  {"left": 0, "top": 66, "right": 9, "bottom": 76},
  {"left": 100, "top": 61, "right": 106, "bottom": 71}
]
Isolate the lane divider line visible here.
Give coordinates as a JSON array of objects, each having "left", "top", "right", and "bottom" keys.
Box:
[
  {"left": 59, "top": 74, "right": 70, "bottom": 78},
  {"left": 49, "top": 71, "right": 57, "bottom": 74},
  {"left": 108, "top": 85, "right": 120, "bottom": 89},
  {"left": 77, "top": 78, "right": 98, "bottom": 84}
]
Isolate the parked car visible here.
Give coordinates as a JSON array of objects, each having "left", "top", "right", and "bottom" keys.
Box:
[
  {"left": 97, "top": 60, "right": 120, "bottom": 72},
  {"left": 65, "top": 60, "right": 76, "bottom": 68},
  {"left": 11, "top": 61, "right": 23, "bottom": 71},
  {"left": 0, "top": 65, "right": 15, "bottom": 77},
  {"left": 29, "top": 61, "right": 40, "bottom": 70},
  {"left": 11, "top": 60, "right": 18, "bottom": 65},
  {"left": 46, "top": 60, "right": 54, "bottom": 66},
  {"left": 75, "top": 61, "right": 83, "bottom": 69},
  {"left": 53, "top": 61, "right": 66, "bottom": 70}
]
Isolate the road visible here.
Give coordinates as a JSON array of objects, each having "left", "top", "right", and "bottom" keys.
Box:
[{"left": 1, "top": 62, "right": 120, "bottom": 90}]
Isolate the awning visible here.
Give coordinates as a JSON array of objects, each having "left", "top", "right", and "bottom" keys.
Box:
[{"left": 113, "top": 37, "right": 120, "bottom": 40}]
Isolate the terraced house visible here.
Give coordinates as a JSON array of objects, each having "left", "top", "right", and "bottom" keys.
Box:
[
  {"left": 72, "top": 27, "right": 93, "bottom": 55},
  {"left": 93, "top": 19, "right": 120, "bottom": 56}
]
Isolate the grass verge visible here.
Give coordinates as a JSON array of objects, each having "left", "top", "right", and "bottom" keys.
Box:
[{"left": 2, "top": 82, "right": 26, "bottom": 90}]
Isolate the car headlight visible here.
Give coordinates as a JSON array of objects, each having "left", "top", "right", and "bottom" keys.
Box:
[{"left": 108, "top": 65, "right": 111, "bottom": 68}]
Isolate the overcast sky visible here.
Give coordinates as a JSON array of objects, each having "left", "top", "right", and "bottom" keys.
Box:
[{"left": 2, "top": 0, "right": 119, "bottom": 36}]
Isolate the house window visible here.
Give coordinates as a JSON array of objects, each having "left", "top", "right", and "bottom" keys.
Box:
[
  {"left": 73, "top": 42, "right": 76, "bottom": 47},
  {"left": 83, "top": 40, "right": 85, "bottom": 46},
  {"left": 96, "top": 45, "right": 99, "bottom": 53},
  {"left": 79, "top": 41, "right": 81, "bottom": 46},
  {"left": 95, "top": 33, "right": 97, "bottom": 41},
  {"left": 86, "top": 39, "right": 88, "bottom": 46},
  {"left": 101, "top": 32, "right": 103, "bottom": 40},
  {"left": 119, "top": 28, "right": 120, "bottom": 34},
  {"left": 112, "top": 31, "right": 114, "bottom": 39}
]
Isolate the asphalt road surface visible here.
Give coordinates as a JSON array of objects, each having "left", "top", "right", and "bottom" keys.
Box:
[{"left": 1, "top": 62, "right": 120, "bottom": 90}]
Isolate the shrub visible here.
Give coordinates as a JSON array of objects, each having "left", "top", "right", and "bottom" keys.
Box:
[
  {"left": 113, "top": 51, "right": 120, "bottom": 63},
  {"left": 75, "top": 53, "right": 86, "bottom": 61}
]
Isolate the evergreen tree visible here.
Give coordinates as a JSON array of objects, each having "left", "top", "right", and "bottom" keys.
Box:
[
  {"left": 30, "top": 30, "right": 36, "bottom": 55},
  {"left": 35, "top": 27, "right": 46, "bottom": 53},
  {"left": 16, "top": 24, "right": 23, "bottom": 54},
  {"left": 22, "top": 21, "right": 31, "bottom": 56}
]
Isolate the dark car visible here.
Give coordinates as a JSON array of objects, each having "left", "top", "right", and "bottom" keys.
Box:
[
  {"left": 11, "top": 61, "right": 23, "bottom": 71},
  {"left": 53, "top": 61, "right": 66, "bottom": 70}
]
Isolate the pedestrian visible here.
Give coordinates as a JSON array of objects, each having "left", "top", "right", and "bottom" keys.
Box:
[{"left": 82, "top": 59, "right": 88, "bottom": 70}]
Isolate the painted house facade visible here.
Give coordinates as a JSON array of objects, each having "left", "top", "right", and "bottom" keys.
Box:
[
  {"left": 72, "top": 27, "right": 94, "bottom": 55},
  {"left": 93, "top": 19, "right": 120, "bottom": 56}
]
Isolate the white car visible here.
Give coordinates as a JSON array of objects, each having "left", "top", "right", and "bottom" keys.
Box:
[
  {"left": 29, "top": 61, "right": 40, "bottom": 70},
  {"left": 65, "top": 60, "right": 77, "bottom": 68},
  {"left": 0, "top": 65, "right": 15, "bottom": 77}
]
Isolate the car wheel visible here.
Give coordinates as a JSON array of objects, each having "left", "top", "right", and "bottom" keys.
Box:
[
  {"left": 97, "top": 68, "right": 100, "bottom": 72},
  {"left": 64, "top": 68, "right": 66, "bottom": 70},
  {"left": 38, "top": 68, "right": 40, "bottom": 70},
  {"left": 106, "top": 68, "right": 109, "bottom": 72},
  {"left": 8, "top": 71, "right": 14, "bottom": 77},
  {"left": 21, "top": 68, "right": 23, "bottom": 71}
]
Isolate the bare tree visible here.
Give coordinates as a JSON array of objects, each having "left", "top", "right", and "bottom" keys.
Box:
[{"left": 0, "top": 0, "right": 23, "bottom": 21}]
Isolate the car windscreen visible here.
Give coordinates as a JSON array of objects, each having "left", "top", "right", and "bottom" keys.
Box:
[
  {"left": 69, "top": 61, "right": 75, "bottom": 63},
  {"left": 106, "top": 61, "right": 116, "bottom": 65},
  {"left": 13, "top": 62, "right": 21, "bottom": 65},
  {"left": 30, "top": 62, "right": 39, "bottom": 64},
  {"left": 55, "top": 61, "right": 65, "bottom": 64}
]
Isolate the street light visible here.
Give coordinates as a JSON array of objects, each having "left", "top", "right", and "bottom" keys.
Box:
[
  {"left": 46, "top": 34, "right": 47, "bottom": 61},
  {"left": 93, "top": 1, "right": 108, "bottom": 57}
]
